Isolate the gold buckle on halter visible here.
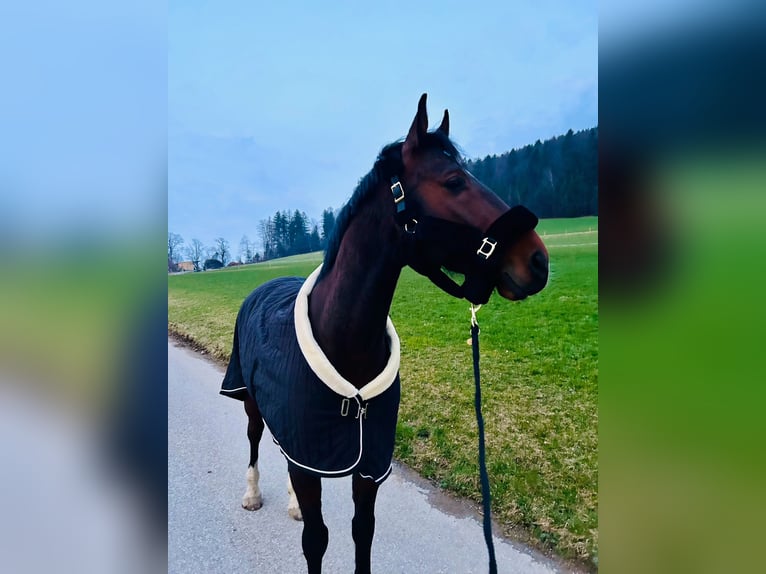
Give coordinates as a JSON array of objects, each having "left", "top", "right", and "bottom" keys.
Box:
[
  {"left": 391, "top": 181, "right": 405, "bottom": 203},
  {"left": 477, "top": 237, "right": 497, "bottom": 260}
]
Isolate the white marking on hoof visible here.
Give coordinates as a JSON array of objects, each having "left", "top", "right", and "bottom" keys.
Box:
[
  {"left": 242, "top": 465, "right": 263, "bottom": 511},
  {"left": 287, "top": 475, "right": 302, "bottom": 521}
]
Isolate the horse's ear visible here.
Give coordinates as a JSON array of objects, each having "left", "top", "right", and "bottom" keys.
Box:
[
  {"left": 403, "top": 93, "right": 429, "bottom": 159},
  {"left": 437, "top": 109, "right": 449, "bottom": 136}
]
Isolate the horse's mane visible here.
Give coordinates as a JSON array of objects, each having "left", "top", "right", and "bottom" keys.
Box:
[{"left": 318, "top": 131, "right": 462, "bottom": 281}]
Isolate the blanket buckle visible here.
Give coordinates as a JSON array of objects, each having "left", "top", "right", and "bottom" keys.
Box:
[{"left": 340, "top": 398, "right": 350, "bottom": 417}]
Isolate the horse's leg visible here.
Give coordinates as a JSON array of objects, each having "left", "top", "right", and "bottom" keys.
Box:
[
  {"left": 242, "top": 395, "right": 264, "bottom": 510},
  {"left": 287, "top": 474, "right": 303, "bottom": 520},
  {"left": 351, "top": 473, "right": 380, "bottom": 574},
  {"left": 289, "top": 469, "right": 328, "bottom": 574}
]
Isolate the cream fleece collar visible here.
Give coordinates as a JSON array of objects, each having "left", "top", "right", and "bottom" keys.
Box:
[{"left": 293, "top": 265, "right": 400, "bottom": 401}]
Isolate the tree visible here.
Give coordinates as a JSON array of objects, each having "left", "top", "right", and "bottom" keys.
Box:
[
  {"left": 321, "top": 208, "right": 336, "bottom": 247},
  {"left": 204, "top": 245, "right": 218, "bottom": 261},
  {"left": 168, "top": 232, "right": 184, "bottom": 272},
  {"left": 214, "top": 237, "right": 230, "bottom": 266},
  {"left": 239, "top": 235, "right": 254, "bottom": 264},
  {"left": 309, "top": 224, "right": 321, "bottom": 252},
  {"left": 257, "top": 209, "right": 331, "bottom": 260},
  {"left": 464, "top": 126, "right": 598, "bottom": 218},
  {"left": 186, "top": 238, "right": 205, "bottom": 271},
  {"left": 273, "top": 211, "right": 288, "bottom": 257},
  {"left": 258, "top": 217, "right": 276, "bottom": 260},
  {"left": 288, "top": 210, "right": 310, "bottom": 255}
]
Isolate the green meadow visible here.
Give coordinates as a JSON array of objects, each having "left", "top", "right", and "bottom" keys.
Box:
[{"left": 168, "top": 217, "right": 598, "bottom": 567}]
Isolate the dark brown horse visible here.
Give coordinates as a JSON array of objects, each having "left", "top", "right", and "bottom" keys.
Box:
[{"left": 221, "top": 94, "right": 549, "bottom": 573}]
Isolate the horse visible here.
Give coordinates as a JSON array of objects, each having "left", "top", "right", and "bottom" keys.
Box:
[{"left": 220, "top": 94, "right": 549, "bottom": 574}]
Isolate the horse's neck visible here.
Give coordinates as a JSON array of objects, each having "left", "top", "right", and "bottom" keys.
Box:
[{"left": 308, "top": 197, "right": 403, "bottom": 387}]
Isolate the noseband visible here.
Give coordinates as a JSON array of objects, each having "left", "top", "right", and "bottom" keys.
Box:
[{"left": 390, "top": 175, "right": 538, "bottom": 305}]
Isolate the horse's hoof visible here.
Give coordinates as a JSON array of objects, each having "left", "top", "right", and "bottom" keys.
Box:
[
  {"left": 288, "top": 504, "right": 303, "bottom": 521},
  {"left": 242, "top": 494, "right": 263, "bottom": 511}
]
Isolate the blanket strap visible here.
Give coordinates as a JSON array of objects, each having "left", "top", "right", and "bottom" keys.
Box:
[
  {"left": 340, "top": 394, "right": 368, "bottom": 419},
  {"left": 471, "top": 304, "right": 497, "bottom": 574}
]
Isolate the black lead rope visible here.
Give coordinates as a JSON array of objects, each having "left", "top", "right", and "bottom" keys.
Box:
[{"left": 470, "top": 305, "right": 498, "bottom": 574}]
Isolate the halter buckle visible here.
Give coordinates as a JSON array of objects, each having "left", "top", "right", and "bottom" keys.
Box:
[
  {"left": 391, "top": 180, "right": 405, "bottom": 204},
  {"left": 340, "top": 398, "right": 350, "bottom": 417},
  {"left": 477, "top": 237, "right": 497, "bottom": 260},
  {"left": 404, "top": 218, "right": 418, "bottom": 234}
]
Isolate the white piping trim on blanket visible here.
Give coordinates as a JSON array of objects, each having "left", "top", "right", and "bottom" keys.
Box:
[
  {"left": 276, "top": 425, "right": 393, "bottom": 482},
  {"left": 273, "top": 407, "right": 365, "bottom": 476},
  {"left": 294, "top": 264, "right": 400, "bottom": 401},
  {"left": 359, "top": 463, "right": 393, "bottom": 483},
  {"left": 220, "top": 386, "right": 247, "bottom": 395}
]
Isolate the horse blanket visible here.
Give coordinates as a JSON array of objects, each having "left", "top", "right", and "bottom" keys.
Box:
[{"left": 220, "top": 266, "right": 401, "bottom": 483}]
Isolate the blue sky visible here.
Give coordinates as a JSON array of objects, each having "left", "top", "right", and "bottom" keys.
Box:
[{"left": 168, "top": 0, "right": 597, "bottom": 259}]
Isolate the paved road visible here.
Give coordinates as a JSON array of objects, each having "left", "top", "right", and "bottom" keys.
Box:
[{"left": 168, "top": 340, "right": 566, "bottom": 574}]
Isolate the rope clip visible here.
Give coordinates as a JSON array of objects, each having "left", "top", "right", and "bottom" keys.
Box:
[{"left": 470, "top": 304, "right": 482, "bottom": 329}]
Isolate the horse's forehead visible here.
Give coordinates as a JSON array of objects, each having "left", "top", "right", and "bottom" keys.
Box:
[{"left": 412, "top": 146, "right": 461, "bottom": 174}]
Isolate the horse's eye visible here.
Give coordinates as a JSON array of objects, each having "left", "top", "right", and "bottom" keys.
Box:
[{"left": 444, "top": 176, "right": 465, "bottom": 191}]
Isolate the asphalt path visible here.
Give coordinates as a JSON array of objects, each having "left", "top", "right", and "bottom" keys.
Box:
[{"left": 168, "top": 339, "right": 567, "bottom": 574}]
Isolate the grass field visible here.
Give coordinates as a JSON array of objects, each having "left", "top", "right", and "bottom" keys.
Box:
[{"left": 168, "top": 217, "right": 598, "bottom": 568}]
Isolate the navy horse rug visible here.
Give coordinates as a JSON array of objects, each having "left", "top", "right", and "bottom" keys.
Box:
[{"left": 220, "top": 266, "right": 401, "bottom": 483}]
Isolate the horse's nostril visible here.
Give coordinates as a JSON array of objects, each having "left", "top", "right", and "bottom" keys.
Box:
[{"left": 530, "top": 250, "right": 548, "bottom": 280}]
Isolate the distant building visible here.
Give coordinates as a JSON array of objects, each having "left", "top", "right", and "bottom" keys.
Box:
[
  {"left": 203, "top": 259, "right": 223, "bottom": 270},
  {"left": 177, "top": 261, "right": 195, "bottom": 272}
]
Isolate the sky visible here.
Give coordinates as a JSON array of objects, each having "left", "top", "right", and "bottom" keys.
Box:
[{"left": 168, "top": 0, "right": 598, "bottom": 260}]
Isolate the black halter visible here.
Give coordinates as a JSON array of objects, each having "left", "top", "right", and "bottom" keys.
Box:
[{"left": 390, "top": 175, "right": 538, "bottom": 305}]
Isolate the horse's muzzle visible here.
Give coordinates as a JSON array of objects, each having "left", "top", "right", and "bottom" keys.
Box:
[{"left": 498, "top": 248, "right": 549, "bottom": 300}]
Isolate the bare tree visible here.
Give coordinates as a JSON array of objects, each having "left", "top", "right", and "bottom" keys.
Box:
[
  {"left": 168, "top": 232, "right": 184, "bottom": 272},
  {"left": 214, "top": 237, "right": 230, "bottom": 266},
  {"left": 187, "top": 238, "right": 205, "bottom": 271},
  {"left": 239, "top": 235, "right": 254, "bottom": 264},
  {"left": 258, "top": 217, "right": 276, "bottom": 260}
]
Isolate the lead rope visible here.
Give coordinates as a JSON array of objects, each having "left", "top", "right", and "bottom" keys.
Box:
[{"left": 470, "top": 304, "right": 498, "bottom": 574}]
